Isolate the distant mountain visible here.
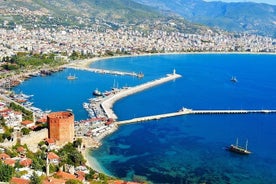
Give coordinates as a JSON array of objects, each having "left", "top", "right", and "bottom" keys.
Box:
[
  {"left": 0, "top": 0, "right": 208, "bottom": 34},
  {"left": 134, "top": 0, "right": 276, "bottom": 37}
]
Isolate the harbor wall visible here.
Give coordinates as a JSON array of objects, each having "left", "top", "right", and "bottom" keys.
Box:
[{"left": 101, "top": 73, "right": 181, "bottom": 120}]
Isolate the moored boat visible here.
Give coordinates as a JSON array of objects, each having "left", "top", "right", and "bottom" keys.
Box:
[{"left": 93, "top": 89, "right": 102, "bottom": 96}]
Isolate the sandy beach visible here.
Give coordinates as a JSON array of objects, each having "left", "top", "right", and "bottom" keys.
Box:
[{"left": 66, "top": 51, "right": 276, "bottom": 70}]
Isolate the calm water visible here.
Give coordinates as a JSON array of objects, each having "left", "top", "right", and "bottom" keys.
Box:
[{"left": 14, "top": 54, "right": 276, "bottom": 183}]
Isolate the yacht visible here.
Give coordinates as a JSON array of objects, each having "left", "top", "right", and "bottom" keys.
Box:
[
  {"left": 227, "top": 138, "right": 251, "bottom": 155},
  {"left": 93, "top": 89, "right": 102, "bottom": 96}
]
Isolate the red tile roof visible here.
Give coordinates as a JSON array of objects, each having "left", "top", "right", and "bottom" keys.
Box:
[
  {"left": 47, "top": 152, "right": 60, "bottom": 160},
  {"left": 10, "top": 177, "right": 30, "bottom": 184},
  {"left": 4, "top": 158, "right": 15, "bottom": 166},
  {"left": 56, "top": 171, "right": 76, "bottom": 180},
  {"left": 43, "top": 177, "right": 66, "bottom": 184},
  {"left": 76, "top": 171, "right": 85, "bottom": 177},
  {"left": 21, "top": 120, "right": 33, "bottom": 126},
  {"left": 17, "top": 146, "right": 26, "bottom": 153},
  {"left": 20, "top": 158, "right": 32, "bottom": 167},
  {"left": 37, "top": 117, "right": 47, "bottom": 123},
  {"left": 0, "top": 153, "right": 10, "bottom": 160}
]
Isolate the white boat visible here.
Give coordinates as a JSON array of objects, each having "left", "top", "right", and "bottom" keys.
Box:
[
  {"left": 93, "top": 89, "right": 102, "bottom": 96},
  {"left": 67, "top": 74, "right": 77, "bottom": 80},
  {"left": 231, "top": 76, "right": 238, "bottom": 83}
]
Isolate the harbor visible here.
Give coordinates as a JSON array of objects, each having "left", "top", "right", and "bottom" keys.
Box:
[
  {"left": 75, "top": 70, "right": 181, "bottom": 139},
  {"left": 78, "top": 69, "right": 276, "bottom": 140},
  {"left": 2, "top": 54, "right": 275, "bottom": 184},
  {"left": 101, "top": 70, "right": 181, "bottom": 120}
]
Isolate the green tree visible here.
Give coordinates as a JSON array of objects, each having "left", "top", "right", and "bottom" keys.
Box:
[
  {"left": 29, "top": 172, "right": 42, "bottom": 184},
  {"left": 58, "top": 143, "right": 86, "bottom": 167},
  {"left": 85, "top": 168, "right": 96, "bottom": 181},
  {"left": 0, "top": 162, "right": 14, "bottom": 182},
  {"left": 65, "top": 179, "right": 82, "bottom": 184},
  {"left": 73, "top": 138, "right": 82, "bottom": 148},
  {"left": 21, "top": 127, "right": 31, "bottom": 135}
]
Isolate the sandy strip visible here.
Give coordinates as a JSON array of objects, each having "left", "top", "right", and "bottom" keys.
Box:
[
  {"left": 66, "top": 51, "right": 276, "bottom": 69},
  {"left": 84, "top": 148, "right": 107, "bottom": 174}
]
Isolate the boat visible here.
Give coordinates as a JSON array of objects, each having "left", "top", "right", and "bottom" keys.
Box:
[
  {"left": 230, "top": 76, "right": 238, "bottom": 83},
  {"left": 67, "top": 74, "right": 77, "bottom": 80},
  {"left": 137, "top": 72, "right": 144, "bottom": 78},
  {"left": 226, "top": 138, "right": 251, "bottom": 155},
  {"left": 93, "top": 89, "right": 102, "bottom": 96}
]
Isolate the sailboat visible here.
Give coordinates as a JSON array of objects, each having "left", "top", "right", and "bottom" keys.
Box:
[{"left": 227, "top": 138, "right": 251, "bottom": 155}]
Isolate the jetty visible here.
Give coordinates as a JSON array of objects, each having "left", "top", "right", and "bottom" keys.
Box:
[
  {"left": 117, "top": 108, "right": 276, "bottom": 125},
  {"left": 101, "top": 70, "right": 181, "bottom": 120},
  {"left": 66, "top": 66, "right": 142, "bottom": 77}
]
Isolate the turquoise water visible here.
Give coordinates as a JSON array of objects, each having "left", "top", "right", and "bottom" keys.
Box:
[{"left": 14, "top": 54, "right": 276, "bottom": 183}]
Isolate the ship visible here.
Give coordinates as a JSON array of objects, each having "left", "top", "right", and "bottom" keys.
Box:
[
  {"left": 67, "top": 74, "right": 77, "bottom": 80},
  {"left": 230, "top": 76, "right": 238, "bottom": 83},
  {"left": 227, "top": 138, "right": 251, "bottom": 155},
  {"left": 93, "top": 89, "right": 102, "bottom": 96}
]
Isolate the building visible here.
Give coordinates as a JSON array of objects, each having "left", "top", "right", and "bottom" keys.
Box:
[
  {"left": 47, "top": 111, "right": 74, "bottom": 145},
  {"left": 47, "top": 152, "right": 60, "bottom": 165},
  {"left": 21, "top": 120, "right": 35, "bottom": 128}
]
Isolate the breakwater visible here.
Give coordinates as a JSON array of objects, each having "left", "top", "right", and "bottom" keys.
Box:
[
  {"left": 100, "top": 72, "right": 182, "bottom": 120},
  {"left": 66, "top": 66, "right": 142, "bottom": 77},
  {"left": 117, "top": 108, "right": 276, "bottom": 125}
]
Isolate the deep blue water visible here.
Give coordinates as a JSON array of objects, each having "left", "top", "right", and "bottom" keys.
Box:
[{"left": 14, "top": 54, "right": 276, "bottom": 183}]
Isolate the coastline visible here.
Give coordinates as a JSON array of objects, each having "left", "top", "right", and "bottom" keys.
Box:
[
  {"left": 66, "top": 51, "right": 276, "bottom": 69},
  {"left": 3, "top": 51, "right": 275, "bottom": 182},
  {"left": 84, "top": 147, "right": 108, "bottom": 174},
  {"left": 74, "top": 51, "right": 276, "bottom": 176}
]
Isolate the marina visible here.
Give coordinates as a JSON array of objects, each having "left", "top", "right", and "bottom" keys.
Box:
[{"left": 101, "top": 70, "right": 181, "bottom": 120}]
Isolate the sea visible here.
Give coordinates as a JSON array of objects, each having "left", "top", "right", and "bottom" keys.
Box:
[{"left": 13, "top": 54, "right": 276, "bottom": 184}]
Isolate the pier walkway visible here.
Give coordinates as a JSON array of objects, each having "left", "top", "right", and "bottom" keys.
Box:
[
  {"left": 66, "top": 66, "right": 141, "bottom": 77},
  {"left": 101, "top": 72, "right": 182, "bottom": 120},
  {"left": 117, "top": 108, "right": 276, "bottom": 125}
]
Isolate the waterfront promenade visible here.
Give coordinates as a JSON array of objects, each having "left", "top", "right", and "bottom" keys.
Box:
[
  {"left": 101, "top": 71, "right": 182, "bottom": 120},
  {"left": 117, "top": 108, "right": 276, "bottom": 125}
]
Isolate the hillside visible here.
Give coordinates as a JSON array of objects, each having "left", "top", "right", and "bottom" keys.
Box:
[
  {"left": 134, "top": 0, "right": 276, "bottom": 37},
  {"left": 0, "top": 0, "right": 208, "bottom": 34}
]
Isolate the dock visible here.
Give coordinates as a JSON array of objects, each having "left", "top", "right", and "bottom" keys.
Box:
[
  {"left": 116, "top": 108, "right": 276, "bottom": 125},
  {"left": 66, "top": 66, "right": 142, "bottom": 77},
  {"left": 101, "top": 71, "right": 182, "bottom": 120}
]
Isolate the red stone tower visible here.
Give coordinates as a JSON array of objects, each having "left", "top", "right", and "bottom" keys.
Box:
[{"left": 47, "top": 111, "right": 74, "bottom": 145}]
